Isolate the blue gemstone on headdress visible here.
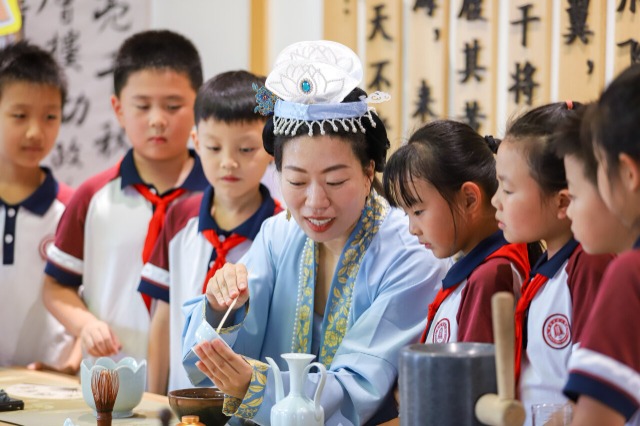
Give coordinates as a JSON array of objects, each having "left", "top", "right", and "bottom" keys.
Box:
[{"left": 301, "top": 80, "right": 312, "bottom": 93}]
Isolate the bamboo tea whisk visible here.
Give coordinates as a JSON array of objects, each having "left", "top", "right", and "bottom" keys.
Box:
[{"left": 91, "top": 369, "right": 119, "bottom": 426}]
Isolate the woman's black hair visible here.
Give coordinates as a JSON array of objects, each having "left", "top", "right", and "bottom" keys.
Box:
[
  {"left": 262, "top": 87, "right": 390, "bottom": 193},
  {"left": 383, "top": 120, "right": 498, "bottom": 210},
  {"left": 503, "top": 101, "right": 584, "bottom": 195},
  {"left": 589, "top": 64, "right": 640, "bottom": 177}
]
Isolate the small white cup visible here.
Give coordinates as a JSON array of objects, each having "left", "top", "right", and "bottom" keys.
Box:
[{"left": 531, "top": 403, "right": 572, "bottom": 426}]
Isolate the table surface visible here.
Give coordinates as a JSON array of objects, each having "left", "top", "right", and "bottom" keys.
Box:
[{"left": 0, "top": 368, "right": 176, "bottom": 426}]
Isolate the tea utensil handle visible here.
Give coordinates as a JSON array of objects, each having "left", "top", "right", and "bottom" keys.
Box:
[
  {"left": 492, "top": 292, "right": 516, "bottom": 401},
  {"left": 216, "top": 297, "right": 238, "bottom": 334},
  {"left": 304, "top": 361, "right": 327, "bottom": 421}
]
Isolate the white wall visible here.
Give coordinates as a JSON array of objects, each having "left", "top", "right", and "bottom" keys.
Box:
[{"left": 150, "top": 0, "right": 251, "bottom": 80}]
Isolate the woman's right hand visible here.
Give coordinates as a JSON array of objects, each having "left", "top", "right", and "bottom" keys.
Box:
[
  {"left": 205, "top": 263, "right": 250, "bottom": 312},
  {"left": 79, "top": 319, "right": 121, "bottom": 357}
]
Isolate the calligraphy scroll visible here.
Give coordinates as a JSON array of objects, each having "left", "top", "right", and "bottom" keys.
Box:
[
  {"left": 22, "top": 0, "right": 150, "bottom": 186},
  {"left": 250, "top": 0, "right": 270, "bottom": 77},
  {"left": 365, "top": 0, "right": 403, "bottom": 150},
  {"left": 406, "top": 0, "right": 450, "bottom": 134},
  {"left": 451, "top": 0, "right": 498, "bottom": 134},
  {"left": 614, "top": 0, "right": 640, "bottom": 74},
  {"left": 506, "top": 1, "right": 551, "bottom": 117},
  {"left": 557, "top": 0, "right": 607, "bottom": 102}
]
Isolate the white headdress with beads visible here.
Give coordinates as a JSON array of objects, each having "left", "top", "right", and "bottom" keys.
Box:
[{"left": 254, "top": 40, "right": 390, "bottom": 137}]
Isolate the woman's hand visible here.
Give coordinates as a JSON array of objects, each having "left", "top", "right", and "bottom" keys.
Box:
[
  {"left": 205, "top": 263, "right": 250, "bottom": 312},
  {"left": 194, "top": 339, "right": 252, "bottom": 399}
]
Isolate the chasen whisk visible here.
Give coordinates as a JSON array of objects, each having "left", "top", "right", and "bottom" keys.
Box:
[{"left": 91, "top": 369, "right": 119, "bottom": 426}]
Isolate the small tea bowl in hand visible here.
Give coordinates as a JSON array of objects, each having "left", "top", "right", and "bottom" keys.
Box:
[{"left": 81, "top": 357, "right": 146, "bottom": 418}]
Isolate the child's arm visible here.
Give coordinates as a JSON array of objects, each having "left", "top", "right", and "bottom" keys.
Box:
[
  {"left": 42, "top": 275, "right": 121, "bottom": 356},
  {"left": 147, "top": 300, "right": 170, "bottom": 394},
  {"left": 571, "top": 396, "right": 626, "bottom": 426}
]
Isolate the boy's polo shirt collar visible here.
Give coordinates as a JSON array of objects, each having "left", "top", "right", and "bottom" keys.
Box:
[
  {"left": 198, "top": 184, "right": 276, "bottom": 240},
  {"left": 0, "top": 167, "right": 58, "bottom": 216},
  {"left": 119, "top": 148, "right": 207, "bottom": 194},
  {"left": 442, "top": 230, "right": 509, "bottom": 289},
  {"left": 530, "top": 238, "right": 579, "bottom": 278}
]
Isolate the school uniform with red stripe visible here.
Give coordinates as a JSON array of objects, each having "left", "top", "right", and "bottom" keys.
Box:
[
  {"left": 138, "top": 184, "right": 281, "bottom": 391},
  {"left": 563, "top": 238, "right": 640, "bottom": 426},
  {"left": 45, "top": 149, "right": 207, "bottom": 361},
  {"left": 423, "top": 230, "right": 529, "bottom": 344},
  {"left": 515, "top": 239, "right": 613, "bottom": 426}
]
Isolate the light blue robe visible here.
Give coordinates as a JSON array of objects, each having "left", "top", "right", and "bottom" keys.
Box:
[{"left": 182, "top": 194, "right": 448, "bottom": 425}]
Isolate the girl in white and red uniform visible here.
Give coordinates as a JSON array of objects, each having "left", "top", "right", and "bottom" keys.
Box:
[
  {"left": 384, "top": 120, "right": 530, "bottom": 345},
  {"left": 492, "top": 101, "right": 615, "bottom": 426}
]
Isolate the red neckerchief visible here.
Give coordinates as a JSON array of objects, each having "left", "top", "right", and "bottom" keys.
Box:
[
  {"left": 421, "top": 243, "right": 529, "bottom": 343},
  {"left": 200, "top": 200, "right": 283, "bottom": 294},
  {"left": 134, "top": 184, "right": 186, "bottom": 312}
]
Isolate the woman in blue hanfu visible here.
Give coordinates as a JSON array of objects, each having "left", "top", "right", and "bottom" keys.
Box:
[{"left": 181, "top": 40, "right": 448, "bottom": 426}]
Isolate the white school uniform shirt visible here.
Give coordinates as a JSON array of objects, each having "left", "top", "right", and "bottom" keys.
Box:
[
  {"left": 0, "top": 168, "right": 75, "bottom": 367},
  {"left": 45, "top": 149, "right": 207, "bottom": 362},
  {"left": 520, "top": 240, "right": 613, "bottom": 426},
  {"left": 425, "top": 231, "right": 527, "bottom": 344},
  {"left": 139, "top": 184, "right": 279, "bottom": 391},
  {"left": 564, "top": 239, "right": 640, "bottom": 426}
]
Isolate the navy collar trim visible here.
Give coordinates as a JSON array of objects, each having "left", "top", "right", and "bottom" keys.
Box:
[
  {"left": 531, "top": 238, "right": 579, "bottom": 278},
  {"left": 198, "top": 184, "right": 275, "bottom": 240},
  {"left": 120, "top": 148, "right": 207, "bottom": 194},
  {"left": 634, "top": 237, "right": 640, "bottom": 250},
  {"left": 0, "top": 167, "right": 58, "bottom": 216},
  {"left": 442, "top": 230, "right": 509, "bottom": 289}
]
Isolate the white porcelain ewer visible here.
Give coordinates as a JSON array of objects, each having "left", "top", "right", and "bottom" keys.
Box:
[{"left": 266, "top": 353, "right": 327, "bottom": 426}]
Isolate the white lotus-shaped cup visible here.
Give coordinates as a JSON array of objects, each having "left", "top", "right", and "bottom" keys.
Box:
[{"left": 81, "top": 357, "right": 147, "bottom": 418}]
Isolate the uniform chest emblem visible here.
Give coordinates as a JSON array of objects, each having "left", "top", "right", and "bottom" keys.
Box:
[
  {"left": 39, "top": 235, "right": 55, "bottom": 261},
  {"left": 432, "top": 318, "right": 450, "bottom": 343},
  {"left": 543, "top": 313, "right": 571, "bottom": 349}
]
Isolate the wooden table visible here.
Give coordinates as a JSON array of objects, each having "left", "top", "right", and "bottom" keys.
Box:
[{"left": 0, "top": 368, "right": 176, "bottom": 426}]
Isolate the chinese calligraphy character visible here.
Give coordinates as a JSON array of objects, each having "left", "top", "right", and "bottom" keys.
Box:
[
  {"left": 458, "top": 0, "right": 485, "bottom": 21},
  {"left": 617, "top": 0, "right": 637, "bottom": 13},
  {"left": 565, "top": 0, "right": 593, "bottom": 45},
  {"left": 368, "top": 4, "right": 393, "bottom": 41},
  {"left": 509, "top": 61, "right": 539, "bottom": 105},
  {"left": 94, "top": 121, "right": 129, "bottom": 157},
  {"left": 459, "top": 39, "right": 486, "bottom": 83},
  {"left": 61, "top": 29, "right": 81, "bottom": 71},
  {"left": 618, "top": 39, "right": 640, "bottom": 64},
  {"left": 96, "top": 51, "right": 117, "bottom": 79},
  {"left": 50, "top": 139, "right": 82, "bottom": 168},
  {"left": 93, "top": 0, "right": 132, "bottom": 32},
  {"left": 413, "top": 0, "right": 437, "bottom": 16},
  {"left": 413, "top": 80, "right": 437, "bottom": 122},
  {"left": 368, "top": 60, "right": 391, "bottom": 91},
  {"left": 434, "top": 28, "right": 440, "bottom": 41},
  {"left": 62, "top": 94, "right": 90, "bottom": 126},
  {"left": 587, "top": 59, "right": 594, "bottom": 74},
  {"left": 511, "top": 4, "right": 540, "bottom": 47},
  {"left": 58, "top": 0, "right": 73, "bottom": 25},
  {"left": 460, "top": 101, "right": 485, "bottom": 132}
]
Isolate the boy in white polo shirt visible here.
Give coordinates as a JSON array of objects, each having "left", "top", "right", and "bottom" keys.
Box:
[
  {"left": 43, "top": 30, "right": 208, "bottom": 362},
  {"left": 0, "top": 41, "right": 79, "bottom": 372},
  {"left": 138, "top": 71, "right": 281, "bottom": 394}
]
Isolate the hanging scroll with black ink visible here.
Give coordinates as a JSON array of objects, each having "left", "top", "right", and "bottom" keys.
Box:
[
  {"left": 506, "top": 1, "right": 550, "bottom": 118},
  {"left": 452, "top": 0, "right": 497, "bottom": 133},
  {"left": 557, "top": 0, "right": 605, "bottom": 103},
  {"left": 407, "top": 0, "right": 449, "bottom": 132},
  {"left": 614, "top": 0, "right": 640, "bottom": 75},
  {"left": 365, "top": 0, "right": 402, "bottom": 150},
  {"left": 23, "top": 0, "right": 149, "bottom": 186}
]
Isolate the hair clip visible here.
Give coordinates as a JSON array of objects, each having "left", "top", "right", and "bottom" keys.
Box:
[
  {"left": 360, "top": 91, "right": 391, "bottom": 104},
  {"left": 253, "top": 83, "right": 280, "bottom": 116}
]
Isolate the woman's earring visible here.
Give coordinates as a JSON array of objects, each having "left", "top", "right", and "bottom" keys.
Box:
[{"left": 286, "top": 209, "right": 291, "bottom": 221}]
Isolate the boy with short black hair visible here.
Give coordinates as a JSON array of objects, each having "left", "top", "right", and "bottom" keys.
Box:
[
  {"left": 139, "top": 70, "right": 280, "bottom": 393},
  {"left": 0, "top": 41, "right": 79, "bottom": 372},
  {"left": 43, "top": 30, "right": 208, "bottom": 361}
]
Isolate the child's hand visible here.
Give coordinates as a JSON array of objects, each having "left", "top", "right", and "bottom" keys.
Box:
[
  {"left": 79, "top": 319, "right": 121, "bottom": 357},
  {"left": 204, "top": 263, "right": 250, "bottom": 313}
]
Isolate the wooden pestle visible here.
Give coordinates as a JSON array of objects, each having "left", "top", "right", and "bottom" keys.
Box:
[{"left": 475, "top": 292, "right": 525, "bottom": 426}]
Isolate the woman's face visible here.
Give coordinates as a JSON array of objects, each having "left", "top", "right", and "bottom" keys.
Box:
[{"left": 280, "top": 135, "right": 373, "bottom": 249}]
